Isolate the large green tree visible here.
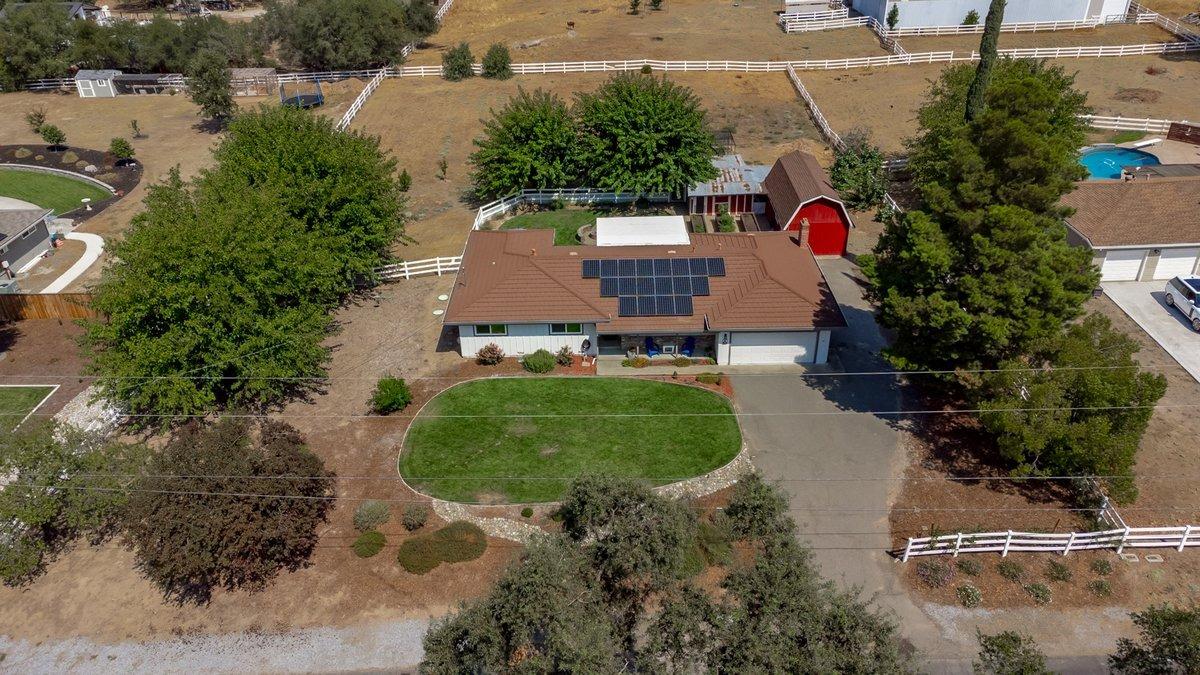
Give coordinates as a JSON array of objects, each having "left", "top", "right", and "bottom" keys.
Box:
[
  {"left": 187, "top": 48, "right": 235, "bottom": 126},
  {"left": 83, "top": 106, "right": 406, "bottom": 417},
  {"left": 265, "top": 0, "right": 436, "bottom": 70},
  {"left": 864, "top": 59, "right": 1097, "bottom": 372},
  {"left": 574, "top": 74, "right": 719, "bottom": 195},
  {"left": 470, "top": 88, "right": 579, "bottom": 199},
  {"left": 1110, "top": 604, "right": 1200, "bottom": 673},
  {"left": 964, "top": 0, "right": 1007, "bottom": 121},
  {"left": 123, "top": 418, "right": 334, "bottom": 603},
  {"left": 974, "top": 630, "right": 1050, "bottom": 675},
  {"left": 979, "top": 313, "right": 1166, "bottom": 502},
  {"left": 0, "top": 4, "right": 72, "bottom": 89}
]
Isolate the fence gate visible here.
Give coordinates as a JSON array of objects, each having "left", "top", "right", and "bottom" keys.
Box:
[{"left": 1167, "top": 122, "right": 1200, "bottom": 146}]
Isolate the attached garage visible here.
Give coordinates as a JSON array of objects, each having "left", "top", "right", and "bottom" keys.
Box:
[
  {"left": 1100, "top": 249, "right": 1147, "bottom": 282},
  {"left": 1153, "top": 248, "right": 1199, "bottom": 280},
  {"left": 723, "top": 330, "right": 832, "bottom": 365}
]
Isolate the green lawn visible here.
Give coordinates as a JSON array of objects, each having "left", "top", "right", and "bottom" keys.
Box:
[
  {"left": 400, "top": 378, "right": 742, "bottom": 503},
  {"left": 500, "top": 209, "right": 596, "bottom": 245},
  {"left": 0, "top": 386, "right": 55, "bottom": 432},
  {"left": 0, "top": 169, "right": 111, "bottom": 215}
]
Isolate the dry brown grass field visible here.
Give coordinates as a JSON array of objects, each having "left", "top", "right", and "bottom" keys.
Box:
[
  {"left": 353, "top": 71, "right": 828, "bottom": 260},
  {"left": 406, "top": 0, "right": 890, "bottom": 66}
]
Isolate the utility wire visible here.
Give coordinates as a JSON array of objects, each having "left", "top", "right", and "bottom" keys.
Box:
[{"left": 40, "top": 471, "right": 1200, "bottom": 482}]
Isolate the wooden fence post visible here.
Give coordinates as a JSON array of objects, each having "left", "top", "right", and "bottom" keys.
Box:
[
  {"left": 901, "top": 538, "right": 914, "bottom": 562},
  {"left": 1001, "top": 530, "right": 1013, "bottom": 557},
  {"left": 1063, "top": 532, "right": 1076, "bottom": 556},
  {"left": 1180, "top": 525, "right": 1192, "bottom": 552}
]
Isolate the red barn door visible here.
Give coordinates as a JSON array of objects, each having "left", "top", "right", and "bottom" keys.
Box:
[{"left": 789, "top": 199, "right": 849, "bottom": 256}]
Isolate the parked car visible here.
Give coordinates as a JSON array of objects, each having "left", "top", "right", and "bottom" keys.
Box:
[{"left": 1164, "top": 276, "right": 1200, "bottom": 332}]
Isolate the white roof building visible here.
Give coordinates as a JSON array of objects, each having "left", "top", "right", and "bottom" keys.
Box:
[{"left": 595, "top": 216, "right": 690, "bottom": 247}]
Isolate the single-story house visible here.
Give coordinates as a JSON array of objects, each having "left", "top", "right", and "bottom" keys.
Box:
[
  {"left": 75, "top": 69, "right": 121, "bottom": 98},
  {"left": 1062, "top": 176, "right": 1200, "bottom": 282},
  {"left": 0, "top": 209, "right": 54, "bottom": 276},
  {"left": 851, "top": 0, "right": 1133, "bottom": 29},
  {"left": 688, "top": 154, "right": 771, "bottom": 216},
  {"left": 596, "top": 216, "right": 690, "bottom": 247},
  {"left": 763, "top": 150, "right": 854, "bottom": 257},
  {"left": 443, "top": 228, "right": 846, "bottom": 366}
]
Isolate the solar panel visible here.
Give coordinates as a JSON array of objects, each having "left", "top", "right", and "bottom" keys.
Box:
[
  {"left": 618, "top": 296, "right": 638, "bottom": 317},
  {"left": 653, "top": 258, "right": 672, "bottom": 276},
  {"left": 636, "top": 277, "right": 655, "bottom": 295},
  {"left": 600, "top": 259, "right": 619, "bottom": 277},
  {"left": 581, "top": 259, "right": 600, "bottom": 278},
  {"left": 619, "top": 277, "right": 638, "bottom": 295},
  {"left": 706, "top": 257, "right": 726, "bottom": 276},
  {"left": 689, "top": 257, "right": 708, "bottom": 275},
  {"left": 636, "top": 258, "right": 654, "bottom": 276},
  {"left": 690, "top": 276, "right": 710, "bottom": 296},
  {"left": 671, "top": 258, "right": 690, "bottom": 275},
  {"left": 618, "top": 259, "right": 637, "bottom": 277},
  {"left": 638, "top": 296, "right": 657, "bottom": 316},
  {"left": 656, "top": 295, "right": 675, "bottom": 315},
  {"left": 600, "top": 277, "right": 620, "bottom": 297},
  {"left": 653, "top": 277, "right": 672, "bottom": 294},
  {"left": 672, "top": 276, "right": 692, "bottom": 295},
  {"left": 674, "top": 295, "right": 693, "bottom": 316}
]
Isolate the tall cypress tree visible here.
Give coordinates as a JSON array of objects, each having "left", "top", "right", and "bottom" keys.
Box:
[{"left": 964, "top": 0, "right": 1007, "bottom": 121}]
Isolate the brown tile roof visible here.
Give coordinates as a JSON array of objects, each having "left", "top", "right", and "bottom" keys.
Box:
[
  {"left": 763, "top": 150, "right": 844, "bottom": 224},
  {"left": 443, "top": 229, "right": 845, "bottom": 333},
  {"left": 1061, "top": 177, "right": 1200, "bottom": 248}
]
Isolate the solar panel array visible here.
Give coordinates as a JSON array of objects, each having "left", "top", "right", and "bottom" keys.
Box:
[{"left": 581, "top": 257, "right": 726, "bottom": 317}]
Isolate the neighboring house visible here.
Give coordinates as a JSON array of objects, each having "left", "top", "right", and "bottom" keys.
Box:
[
  {"left": 0, "top": 2, "right": 107, "bottom": 21},
  {"left": 443, "top": 228, "right": 845, "bottom": 366},
  {"left": 75, "top": 69, "right": 120, "bottom": 98},
  {"left": 852, "top": 0, "right": 1133, "bottom": 28},
  {"left": 1062, "top": 176, "right": 1200, "bottom": 282},
  {"left": 688, "top": 154, "right": 771, "bottom": 216},
  {"left": 0, "top": 209, "right": 54, "bottom": 277},
  {"left": 763, "top": 150, "right": 854, "bottom": 257}
]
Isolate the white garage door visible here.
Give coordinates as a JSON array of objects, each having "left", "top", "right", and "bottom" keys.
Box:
[
  {"left": 1153, "top": 248, "right": 1200, "bottom": 280},
  {"left": 728, "top": 331, "right": 816, "bottom": 365},
  {"left": 1100, "top": 249, "right": 1147, "bottom": 282}
]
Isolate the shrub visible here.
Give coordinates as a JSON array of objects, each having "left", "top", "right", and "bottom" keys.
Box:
[
  {"left": 476, "top": 343, "right": 505, "bottom": 365},
  {"left": 13, "top": 147, "right": 32, "bottom": 159},
  {"left": 75, "top": 160, "right": 88, "bottom": 169},
  {"left": 1091, "top": 558, "right": 1113, "bottom": 576},
  {"left": 956, "top": 558, "right": 982, "bottom": 576},
  {"left": 957, "top": 584, "right": 982, "bottom": 608},
  {"left": 696, "top": 519, "right": 732, "bottom": 566},
  {"left": 916, "top": 559, "right": 955, "bottom": 588},
  {"left": 354, "top": 500, "right": 391, "bottom": 531},
  {"left": 521, "top": 507, "right": 533, "bottom": 518},
  {"left": 60, "top": 151, "right": 79, "bottom": 164},
  {"left": 696, "top": 372, "right": 723, "bottom": 385},
  {"left": 640, "top": 64, "right": 652, "bottom": 74},
  {"left": 24, "top": 107, "right": 46, "bottom": 134},
  {"left": 716, "top": 205, "right": 737, "bottom": 232},
  {"left": 481, "top": 43, "right": 512, "bottom": 80},
  {"left": 555, "top": 345, "right": 574, "bottom": 367},
  {"left": 622, "top": 356, "right": 651, "bottom": 368},
  {"left": 963, "top": 9, "right": 980, "bottom": 25},
  {"left": 40, "top": 126, "right": 66, "bottom": 149},
  {"left": 1087, "top": 579, "right": 1112, "bottom": 597},
  {"left": 432, "top": 521, "right": 488, "bottom": 563},
  {"left": 829, "top": 129, "right": 887, "bottom": 209},
  {"left": 672, "top": 356, "right": 692, "bottom": 368},
  {"left": 442, "top": 42, "right": 475, "bottom": 81},
  {"left": 629, "top": 0, "right": 640, "bottom": 14},
  {"left": 997, "top": 560, "right": 1025, "bottom": 582},
  {"left": 397, "top": 536, "right": 443, "bottom": 574},
  {"left": 402, "top": 504, "right": 429, "bottom": 531},
  {"left": 398, "top": 168, "right": 412, "bottom": 192},
  {"left": 1046, "top": 560, "right": 1073, "bottom": 583},
  {"left": 523, "top": 349, "right": 556, "bottom": 373},
  {"left": 353, "top": 530, "right": 386, "bottom": 558},
  {"left": 371, "top": 375, "right": 412, "bottom": 414},
  {"left": 1024, "top": 582, "right": 1052, "bottom": 605},
  {"left": 650, "top": 0, "right": 662, "bottom": 8},
  {"left": 109, "top": 137, "right": 135, "bottom": 162}
]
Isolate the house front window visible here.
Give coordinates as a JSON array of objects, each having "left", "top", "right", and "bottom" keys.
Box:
[
  {"left": 549, "top": 323, "right": 583, "bottom": 335},
  {"left": 474, "top": 324, "right": 507, "bottom": 336}
]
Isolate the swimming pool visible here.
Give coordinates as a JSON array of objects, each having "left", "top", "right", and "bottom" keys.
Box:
[{"left": 1079, "top": 147, "right": 1161, "bottom": 180}]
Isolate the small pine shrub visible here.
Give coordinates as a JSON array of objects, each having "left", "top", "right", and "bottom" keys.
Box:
[
  {"left": 353, "top": 530, "right": 386, "bottom": 558},
  {"left": 476, "top": 343, "right": 505, "bottom": 365},
  {"left": 1091, "top": 558, "right": 1113, "bottom": 576},
  {"left": 640, "top": 64, "right": 652, "bottom": 74},
  {"left": 916, "top": 559, "right": 955, "bottom": 588},
  {"left": 397, "top": 536, "right": 443, "bottom": 574},
  {"left": 963, "top": 9, "right": 980, "bottom": 25},
  {"left": 354, "top": 500, "right": 391, "bottom": 532},
  {"left": 1046, "top": 560, "right": 1073, "bottom": 583},
  {"left": 650, "top": 0, "right": 662, "bottom": 8},
  {"left": 481, "top": 43, "right": 513, "bottom": 80},
  {"left": 622, "top": 356, "right": 651, "bottom": 368},
  {"left": 555, "top": 345, "right": 574, "bottom": 367},
  {"left": 956, "top": 558, "right": 982, "bottom": 577},
  {"left": 431, "top": 521, "right": 488, "bottom": 563},
  {"left": 696, "top": 372, "right": 723, "bottom": 385},
  {"left": 371, "top": 375, "right": 412, "bottom": 414},
  {"left": 523, "top": 349, "right": 556, "bottom": 373},
  {"left": 1087, "top": 579, "right": 1112, "bottom": 597},
  {"left": 521, "top": 507, "right": 533, "bottom": 518},
  {"left": 402, "top": 504, "right": 429, "bottom": 532},
  {"left": 956, "top": 584, "right": 982, "bottom": 608},
  {"left": 997, "top": 560, "right": 1025, "bottom": 582},
  {"left": 398, "top": 169, "right": 412, "bottom": 192},
  {"left": 672, "top": 356, "right": 692, "bottom": 368},
  {"left": 629, "top": 0, "right": 641, "bottom": 14},
  {"left": 442, "top": 42, "right": 476, "bottom": 81},
  {"left": 1024, "top": 582, "right": 1052, "bottom": 605}
]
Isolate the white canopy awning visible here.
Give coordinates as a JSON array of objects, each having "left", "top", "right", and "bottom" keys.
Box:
[{"left": 595, "top": 216, "right": 690, "bottom": 247}]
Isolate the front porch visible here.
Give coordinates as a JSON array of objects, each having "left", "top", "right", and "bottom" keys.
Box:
[{"left": 596, "top": 334, "right": 717, "bottom": 360}]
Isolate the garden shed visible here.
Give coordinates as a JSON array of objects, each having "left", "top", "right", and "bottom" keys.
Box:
[
  {"left": 230, "top": 68, "right": 279, "bottom": 97},
  {"left": 763, "top": 150, "right": 853, "bottom": 257},
  {"left": 113, "top": 73, "right": 184, "bottom": 96},
  {"left": 74, "top": 69, "right": 120, "bottom": 98},
  {"left": 688, "top": 154, "right": 771, "bottom": 216}
]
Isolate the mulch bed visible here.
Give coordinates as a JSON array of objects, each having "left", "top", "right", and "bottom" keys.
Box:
[{"left": 0, "top": 144, "right": 141, "bottom": 222}]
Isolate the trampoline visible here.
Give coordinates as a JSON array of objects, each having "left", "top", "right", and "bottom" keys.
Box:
[{"left": 280, "top": 80, "right": 325, "bottom": 109}]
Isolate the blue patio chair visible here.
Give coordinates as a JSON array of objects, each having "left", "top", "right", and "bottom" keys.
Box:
[
  {"left": 645, "top": 337, "right": 660, "bottom": 357},
  {"left": 681, "top": 336, "right": 696, "bottom": 357}
]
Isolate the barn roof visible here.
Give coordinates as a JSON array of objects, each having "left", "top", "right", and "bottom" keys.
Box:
[
  {"left": 763, "top": 150, "right": 848, "bottom": 225},
  {"left": 1062, "top": 176, "right": 1200, "bottom": 248},
  {"left": 443, "top": 229, "right": 845, "bottom": 332},
  {"left": 689, "top": 154, "right": 771, "bottom": 197}
]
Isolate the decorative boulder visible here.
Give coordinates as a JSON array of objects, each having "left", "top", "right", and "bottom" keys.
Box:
[{"left": 84, "top": 164, "right": 99, "bottom": 173}]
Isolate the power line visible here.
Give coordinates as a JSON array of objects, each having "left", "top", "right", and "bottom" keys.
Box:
[{"left": 43, "top": 471, "right": 1200, "bottom": 482}]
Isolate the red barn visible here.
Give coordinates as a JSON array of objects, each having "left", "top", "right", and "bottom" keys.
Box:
[{"left": 763, "top": 151, "right": 854, "bottom": 256}]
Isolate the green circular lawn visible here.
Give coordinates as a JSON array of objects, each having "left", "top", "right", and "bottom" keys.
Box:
[
  {"left": 400, "top": 377, "right": 742, "bottom": 503},
  {"left": 0, "top": 168, "right": 111, "bottom": 215}
]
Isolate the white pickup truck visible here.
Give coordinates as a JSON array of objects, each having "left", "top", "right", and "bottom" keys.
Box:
[{"left": 1165, "top": 276, "right": 1200, "bottom": 332}]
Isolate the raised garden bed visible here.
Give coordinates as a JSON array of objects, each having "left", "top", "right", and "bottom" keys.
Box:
[{"left": 0, "top": 144, "right": 141, "bottom": 221}]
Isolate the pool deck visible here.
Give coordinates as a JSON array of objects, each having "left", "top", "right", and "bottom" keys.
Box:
[{"left": 1140, "top": 139, "right": 1200, "bottom": 165}]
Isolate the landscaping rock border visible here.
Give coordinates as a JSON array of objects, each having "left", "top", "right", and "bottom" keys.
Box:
[{"left": 1, "top": 144, "right": 141, "bottom": 221}]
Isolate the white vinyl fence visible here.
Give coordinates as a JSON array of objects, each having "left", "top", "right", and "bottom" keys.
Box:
[
  {"left": 781, "top": 15, "right": 870, "bottom": 32},
  {"left": 785, "top": 66, "right": 844, "bottom": 151},
  {"left": 335, "top": 67, "right": 387, "bottom": 131},
  {"left": 1081, "top": 114, "right": 1188, "bottom": 133},
  {"left": 900, "top": 525, "right": 1200, "bottom": 561},
  {"left": 471, "top": 189, "right": 672, "bottom": 230},
  {"left": 376, "top": 256, "right": 462, "bottom": 280}
]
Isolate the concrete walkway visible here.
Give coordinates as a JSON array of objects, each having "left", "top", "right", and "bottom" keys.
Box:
[
  {"left": 42, "top": 231, "right": 104, "bottom": 293},
  {"left": 1104, "top": 281, "right": 1200, "bottom": 384}
]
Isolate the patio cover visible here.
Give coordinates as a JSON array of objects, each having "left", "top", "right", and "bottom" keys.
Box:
[{"left": 596, "top": 216, "right": 690, "bottom": 247}]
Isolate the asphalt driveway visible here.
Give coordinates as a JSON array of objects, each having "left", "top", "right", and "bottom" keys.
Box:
[{"left": 1104, "top": 281, "right": 1200, "bottom": 384}]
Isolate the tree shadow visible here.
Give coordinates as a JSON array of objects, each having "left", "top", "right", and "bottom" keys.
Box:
[{"left": 0, "top": 321, "right": 20, "bottom": 355}]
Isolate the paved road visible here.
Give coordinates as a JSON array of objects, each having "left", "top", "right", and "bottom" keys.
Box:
[{"left": 1105, "top": 281, "right": 1200, "bottom": 384}]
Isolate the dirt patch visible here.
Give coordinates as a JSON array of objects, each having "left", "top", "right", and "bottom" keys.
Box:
[
  {"left": 1113, "top": 87, "right": 1164, "bottom": 103},
  {"left": 0, "top": 319, "right": 91, "bottom": 421}
]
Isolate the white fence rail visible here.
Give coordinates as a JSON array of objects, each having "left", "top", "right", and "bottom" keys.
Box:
[
  {"left": 781, "top": 15, "right": 869, "bottom": 32},
  {"left": 472, "top": 189, "right": 672, "bottom": 230},
  {"left": 779, "top": 7, "right": 848, "bottom": 22},
  {"left": 376, "top": 256, "right": 462, "bottom": 280},
  {"left": 1081, "top": 114, "right": 1186, "bottom": 133},
  {"left": 900, "top": 525, "right": 1200, "bottom": 561},
  {"left": 785, "top": 66, "right": 844, "bottom": 151},
  {"left": 336, "top": 67, "right": 387, "bottom": 132}
]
